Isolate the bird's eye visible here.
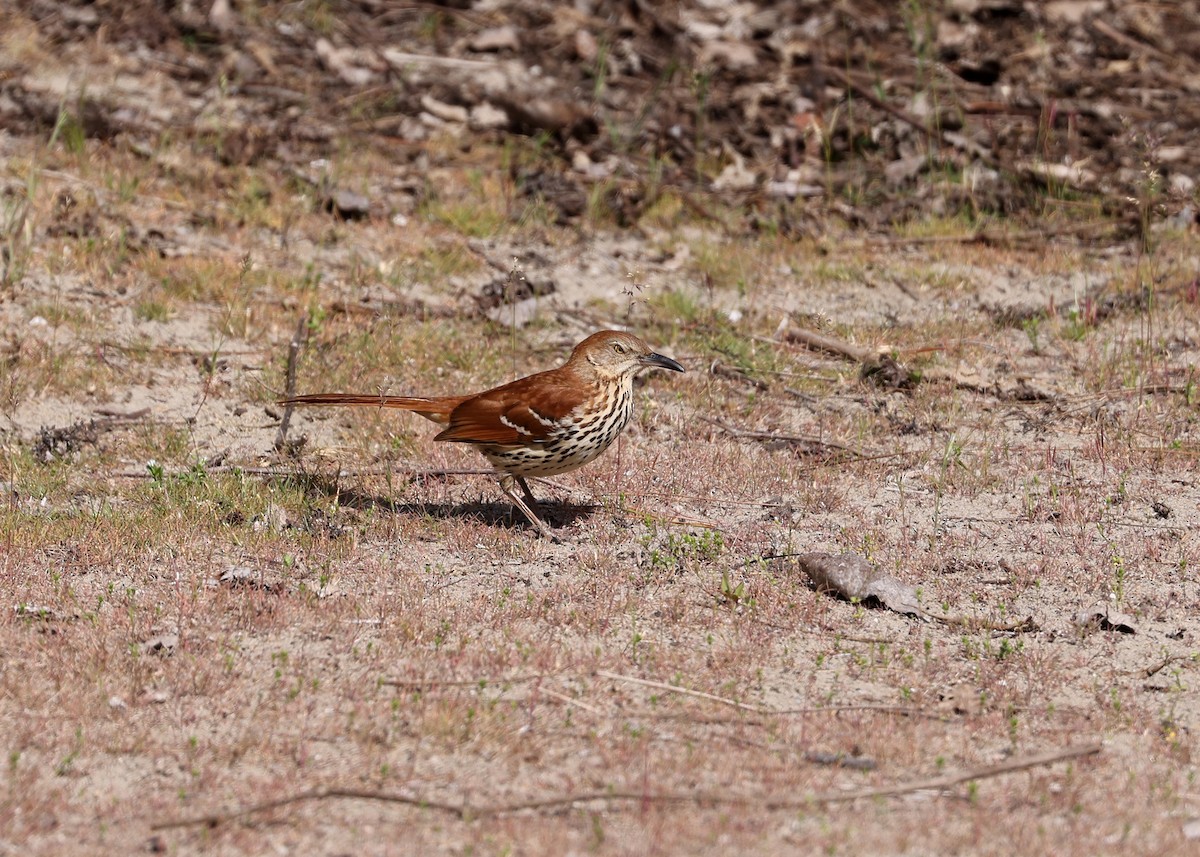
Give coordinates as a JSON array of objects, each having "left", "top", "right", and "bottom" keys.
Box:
[{"left": 612, "top": 342, "right": 626, "bottom": 354}]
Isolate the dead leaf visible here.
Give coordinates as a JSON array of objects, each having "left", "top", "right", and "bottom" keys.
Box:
[
  {"left": 142, "top": 632, "right": 179, "bottom": 655},
  {"left": 796, "top": 553, "right": 923, "bottom": 616},
  {"left": 218, "top": 565, "right": 274, "bottom": 591},
  {"left": 1073, "top": 604, "right": 1137, "bottom": 634},
  {"left": 939, "top": 682, "right": 984, "bottom": 715},
  {"left": 14, "top": 603, "right": 75, "bottom": 622}
]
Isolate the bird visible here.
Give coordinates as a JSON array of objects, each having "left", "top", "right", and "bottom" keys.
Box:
[{"left": 280, "top": 330, "right": 684, "bottom": 538}]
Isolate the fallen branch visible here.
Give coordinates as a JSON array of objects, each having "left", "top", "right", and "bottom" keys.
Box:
[
  {"left": 152, "top": 787, "right": 468, "bottom": 829},
  {"left": 783, "top": 325, "right": 877, "bottom": 364},
  {"left": 151, "top": 744, "right": 1100, "bottom": 830},
  {"left": 782, "top": 326, "right": 915, "bottom": 389}
]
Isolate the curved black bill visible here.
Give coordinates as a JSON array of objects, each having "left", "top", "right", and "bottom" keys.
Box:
[{"left": 642, "top": 352, "right": 685, "bottom": 372}]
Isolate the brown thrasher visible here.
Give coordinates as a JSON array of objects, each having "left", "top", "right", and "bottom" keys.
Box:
[{"left": 281, "top": 330, "right": 684, "bottom": 537}]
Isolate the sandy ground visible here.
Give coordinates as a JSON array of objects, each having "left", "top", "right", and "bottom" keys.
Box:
[{"left": 3, "top": 2, "right": 1200, "bottom": 854}]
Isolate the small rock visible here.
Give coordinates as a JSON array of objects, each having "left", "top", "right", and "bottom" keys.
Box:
[
  {"left": 60, "top": 4, "right": 99, "bottom": 24},
  {"left": 937, "top": 20, "right": 971, "bottom": 51},
  {"left": 253, "top": 503, "right": 289, "bottom": 534},
  {"left": 29, "top": 316, "right": 48, "bottom": 327},
  {"left": 485, "top": 296, "right": 543, "bottom": 328},
  {"left": 574, "top": 30, "right": 598, "bottom": 62},
  {"left": 1043, "top": 1, "right": 1105, "bottom": 24},
  {"left": 420, "top": 95, "right": 469, "bottom": 124},
  {"left": 108, "top": 695, "right": 127, "bottom": 710},
  {"left": 682, "top": 19, "right": 722, "bottom": 41},
  {"left": 1166, "top": 205, "right": 1195, "bottom": 230},
  {"left": 1018, "top": 160, "right": 1097, "bottom": 190},
  {"left": 766, "top": 180, "right": 822, "bottom": 199},
  {"left": 470, "top": 26, "right": 519, "bottom": 52},
  {"left": 469, "top": 102, "right": 509, "bottom": 131},
  {"left": 698, "top": 41, "right": 758, "bottom": 70},
  {"left": 765, "top": 180, "right": 799, "bottom": 198},
  {"left": 501, "top": 98, "right": 590, "bottom": 133},
  {"left": 1169, "top": 174, "right": 1195, "bottom": 196},
  {"left": 325, "top": 189, "right": 370, "bottom": 220},
  {"left": 1183, "top": 819, "right": 1200, "bottom": 841},
  {"left": 712, "top": 157, "right": 757, "bottom": 192},
  {"left": 963, "top": 164, "right": 1000, "bottom": 189},
  {"left": 220, "top": 565, "right": 257, "bottom": 585},
  {"left": 209, "top": 0, "right": 235, "bottom": 33},
  {"left": 314, "top": 38, "right": 377, "bottom": 87},
  {"left": 885, "top": 155, "right": 927, "bottom": 186}
]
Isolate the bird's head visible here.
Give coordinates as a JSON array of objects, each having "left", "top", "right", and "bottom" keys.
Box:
[{"left": 570, "top": 330, "right": 685, "bottom": 381}]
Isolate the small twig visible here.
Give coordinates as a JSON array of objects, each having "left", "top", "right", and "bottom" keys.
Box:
[
  {"left": 595, "top": 670, "right": 763, "bottom": 713},
  {"left": 1090, "top": 19, "right": 1180, "bottom": 66},
  {"left": 771, "top": 703, "right": 949, "bottom": 720},
  {"left": 379, "top": 49, "right": 498, "bottom": 71},
  {"left": 274, "top": 312, "right": 310, "bottom": 451},
  {"left": 927, "top": 614, "right": 1038, "bottom": 633},
  {"left": 538, "top": 687, "right": 603, "bottom": 715},
  {"left": 383, "top": 674, "right": 547, "bottom": 689},
  {"left": 1142, "top": 654, "right": 1187, "bottom": 679}
]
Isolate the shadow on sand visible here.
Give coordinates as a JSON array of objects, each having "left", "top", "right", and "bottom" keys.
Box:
[{"left": 276, "top": 470, "right": 596, "bottom": 534}]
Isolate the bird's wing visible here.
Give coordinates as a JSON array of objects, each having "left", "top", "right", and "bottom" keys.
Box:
[{"left": 433, "top": 371, "right": 587, "bottom": 445}]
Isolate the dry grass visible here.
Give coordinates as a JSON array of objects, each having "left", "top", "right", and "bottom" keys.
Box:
[{"left": 3, "top": 100, "right": 1200, "bottom": 857}]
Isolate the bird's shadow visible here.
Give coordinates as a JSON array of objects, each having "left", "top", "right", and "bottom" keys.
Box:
[{"left": 277, "top": 471, "right": 595, "bottom": 533}]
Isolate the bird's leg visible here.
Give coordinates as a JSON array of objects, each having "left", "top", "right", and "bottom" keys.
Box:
[
  {"left": 515, "top": 476, "right": 540, "bottom": 509},
  {"left": 497, "top": 474, "right": 558, "bottom": 541}
]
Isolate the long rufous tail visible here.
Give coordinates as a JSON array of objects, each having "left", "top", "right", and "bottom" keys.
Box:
[{"left": 280, "top": 393, "right": 463, "bottom": 424}]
